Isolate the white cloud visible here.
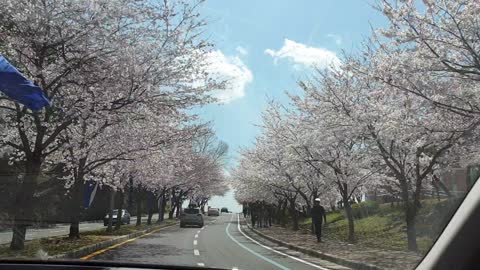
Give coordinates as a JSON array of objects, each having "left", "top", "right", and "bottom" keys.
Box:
[
  {"left": 327, "top": 34, "right": 343, "bottom": 45},
  {"left": 265, "top": 39, "right": 340, "bottom": 69},
  {"left": 205, "top": 50, "right": 253, "bottom": 103},
  {"left": 235, "top": 46, "right": 248, "bottom": 56}
]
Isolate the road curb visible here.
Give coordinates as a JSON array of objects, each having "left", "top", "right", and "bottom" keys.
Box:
[
  {"left": 50, "top": 222, "right": 178, "bottom": 260},
  {"left": 244, "top": 222, "right": 381, "bottom": 270}
]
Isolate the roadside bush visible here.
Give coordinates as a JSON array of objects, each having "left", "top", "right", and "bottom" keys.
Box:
[
  {"left": 326, "top": 211, "right": 344, "bottom": 224},
  {"left": 351, "top": 201, "right": 379, "bottom": 219}
]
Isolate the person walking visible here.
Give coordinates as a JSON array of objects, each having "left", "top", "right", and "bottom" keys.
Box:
[
  {"left": 311, "top": 198, "right": 327, "bottom": 242},
  {"left": 243, "top": 204, "right": 248, "bottom": 218},
  {"left": 251, "top": 203, "right": 257, "bottom": 227}
]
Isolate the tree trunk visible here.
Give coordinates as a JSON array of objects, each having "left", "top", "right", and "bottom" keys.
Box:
[
  {"left": 280, "top": 200, "right": 288, "bottom": 227},
  {"left": 169, "top": 205, "right": 175, "bottom": 219},
  {"left": 115, "top": 191, "right": 124, "bottom": 230},
  {"left": 174, "top": 193, "right": 182, "bottom": 218},
  {"left": 406, "top": 203, "right": 418, "bottom": 251},
  {"left": 10, "top": 225, "right": 27, "bottom": 251},
  {"left": 175, "top": 201, "right": 181, "bottom": 218},
  {"left": 68, "top": 180, "right": 84, "bottom": 239},
  {"left": 169, "top": 190, "right": 176, "bottom": 219},
  {"left": 147, "top": 208, "right": 153, "bottom": 225},
  {"left": 136, "top": 190, "right": 142, "bottom": 226},
  {"left": 147, "top": 192, "right": 154, "bottom": 225},
  {"left": 10, "top": 158, "right": 41, "bottom": 250},
  {"left": 343, "top": 197, "right": 356, "bottom": 243},
  {"left": 289, "top": 199, "right": 299, "bottom": 231},
  {"left": 399, "top": 176, "right": 419, "bottom": 252},
  {"left": 69, "top": 216, "right": 81, "bottom": 239},
  {"left": 157, "top": 193, "right": 167, "bottom": 223},
  {"left": 106, "top": 189, "right": 115, "bottom": 233},
  {"left": 157, "top": 198, "right": 163, "bottom": 223}
]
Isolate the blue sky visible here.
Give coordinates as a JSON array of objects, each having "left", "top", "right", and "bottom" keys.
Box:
[
  {"left": 197, "top": 0, "right": 387, "bottom": 166},
  {"left": 196, "top": 0, "right": 388, "bottom": 211}
]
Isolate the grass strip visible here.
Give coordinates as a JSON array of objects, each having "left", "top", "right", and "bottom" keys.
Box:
[{"left": 0, "top": 219, "right": 177, "bottom": 259}]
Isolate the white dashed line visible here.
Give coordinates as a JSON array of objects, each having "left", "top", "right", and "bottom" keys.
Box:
[
  {"left": 197, "top": 263, "right": 205, "bottom": 267},
  {"left": 194, "top": 249, "right": 200, "bottom": 256},
  {"left": 232, "top": 268, "right": 239, "bottom": 270},
  {"left": 195, "top": 234, "right": 198, "bottom": 238},
  {"left": 197, "top": 230, "right": 201, "bottom": 234},
  {"left": 194, "top": 240, "right": 198, "bottom": 245}
]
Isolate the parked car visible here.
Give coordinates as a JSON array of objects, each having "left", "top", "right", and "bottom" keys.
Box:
[
  {"left": 220, "top": 207, "right": 229, "bottom": 213},
  {"left": 103, "top": 209, "right": 131, "bottom": 226},
  {"left": 207, "top": 208, "right": 220, "bottom": 216},
  {"left": 180, "top": 207, "right": 204, "bottom": 228}
]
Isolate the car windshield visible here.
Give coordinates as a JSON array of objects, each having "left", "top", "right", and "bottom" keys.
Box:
[{"left": 0, "top": 1, "right": 478, "bottom": 270}]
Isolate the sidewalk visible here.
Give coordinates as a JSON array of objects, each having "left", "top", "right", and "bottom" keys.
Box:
[{"left": 248, "top": 224, "right": 422, "bottom": 270}]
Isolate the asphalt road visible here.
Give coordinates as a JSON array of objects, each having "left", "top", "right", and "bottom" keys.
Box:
[
  {"left": 91, "top": 213, "right": 352, "bottom": 270},
  {"left": 0, "top": 214, "right": 164, "bottom": 245}
]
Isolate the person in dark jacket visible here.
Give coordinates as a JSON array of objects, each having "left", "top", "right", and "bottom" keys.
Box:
[
  {"left": 311, "top": 198, "right": 327, "bottom": 242},
  {"left": 243, "top": 204, "right": 248, "bottom": 218}
]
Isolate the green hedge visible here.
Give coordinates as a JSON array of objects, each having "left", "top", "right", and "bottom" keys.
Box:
[{"left": 351, "top": 201, "right": 379, "bottom": 219}]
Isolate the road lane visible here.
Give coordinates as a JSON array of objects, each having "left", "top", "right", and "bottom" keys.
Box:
[
  {"left": 92, "top": 219, "right": 199, "bottom": 266},
  {"left": 90, "top": 213, "right": 351, "bottom": 270}
]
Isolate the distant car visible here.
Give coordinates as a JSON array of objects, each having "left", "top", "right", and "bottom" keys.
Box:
[
  {"left": 104, "top": 209, "right": 130, "bottom": 226},
  {"left": 221, "top": 207, "right": 229, "bottom": 213},
  {"left": 180, "top": 207, "right": 204, "bottom": 228},
  {"left": 207, "top": 208, "right": 220, "bottom": 216}
]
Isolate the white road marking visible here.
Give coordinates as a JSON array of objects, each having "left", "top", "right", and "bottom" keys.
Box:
[
  {"left": 197, "top": 263, "right": 205, "bottom": 267},
  {"left": 232, "top": 268, "right": 239, "bottom": 270},
  {"left": 236, "top": 214, "right": 330, "bottom": 270},
  {"left": 197, "top": 230, "right": 201, "bottom": 234},
  {"left": 195, "top": 234, "right": 198, "bottom": 238},
  {"left": 225, "top": 215, "right": 289, "bottom": 270},
  {"left": 194, "top": 249, "right": 200, "bottom": 256},
  {"left": 194, "top": 240, "right": 198, "bottom": 245}
]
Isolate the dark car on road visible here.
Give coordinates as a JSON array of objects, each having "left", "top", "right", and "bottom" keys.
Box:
[
  {"left": 180, "top": 207, "right": 204, "bottom": 228},
  {"left": 221, "top": 207, "right": 229, "bottom": 213},
  {"left": 103, "top": 209, "right": 131, "bottom": 226}
]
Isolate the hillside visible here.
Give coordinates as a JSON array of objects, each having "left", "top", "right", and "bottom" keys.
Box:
[{"left": 300, "top": 199, "right": 462, "bottom": 254}]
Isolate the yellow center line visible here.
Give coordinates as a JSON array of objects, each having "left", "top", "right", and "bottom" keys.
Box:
[{"left": 80, "top": 223, "right": 176, "bottom": 260}]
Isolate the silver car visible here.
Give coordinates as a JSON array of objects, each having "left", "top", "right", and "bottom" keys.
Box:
[
  {"left": 180, "top": 207, "right": 204, "bottom": 228},
  {"left": 207, "top": 208, "right": 220, "bottom": 216},
  {"left": 103, "top": 209, "right": 131, "bottom": 226}
]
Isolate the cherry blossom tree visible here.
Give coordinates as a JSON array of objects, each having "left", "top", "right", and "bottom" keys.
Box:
[
  {"left": 0, "top": 0, "right": 223, "bottom": 250},
  {"left": 233, "top": 0, "right": 480, "bottom": 252},
  {"left": 0, "top": 0, "right": 135, "bottom": 249},
  {"left": 368, "top": 0, "right": 480, "bottom": 119},
  {"left": 302, "top": 56, "right": 480, "bottom": 250}
]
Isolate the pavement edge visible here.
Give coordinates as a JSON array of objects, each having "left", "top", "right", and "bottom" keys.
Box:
[
  {"left": 50, "top": 222, "right": 178, "bottom": 260},
  {"left": 243, "top": 221, "right": 381, "bottom": 270}
]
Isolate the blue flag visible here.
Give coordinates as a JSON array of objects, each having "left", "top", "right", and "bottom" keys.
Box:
[
  {"left": 83, "top": 181, "right": 99, "bottom": 209},
  {"left": 0, "top": 55, "right": 50, "bottom": 111}
]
